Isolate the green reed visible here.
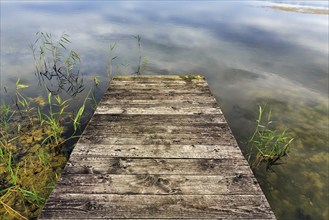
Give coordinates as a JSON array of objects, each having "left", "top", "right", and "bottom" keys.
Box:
[
  {"left": 15, "top": 78, "right": 30, "bottom": 109},
  {"left": 106, "top": 42, "right": 117, "bottom": 79},
  {"left": 30, "top": 32, "right": 83, "bottom": 97},
  {"left": 73, "top": 91, "right": 88, "bottom": 133},
  {"left": 19, "top": 188, "right": 46, "bottom": 206},
  {"left": 247, "top": 105, "right": 294, "bottom": 170},
  {"left": 134, "top": 35, "right": 148, "bottom": 75},
  {"left": 39, "top": 92, "right": 67, "bottom": 145},
  {"left": 37, "top": 148, "right": 48, "bottom": 166},
  {"left": 0, "top": 102, "right": 15, "bottom": 132},
  {"left": 30, "top": 32, "right": 80, "bottom": 76}
]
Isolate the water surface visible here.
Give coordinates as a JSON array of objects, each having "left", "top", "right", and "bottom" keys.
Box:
[{"left": 1, "top": 1, "right": 328, "bottom": 219}]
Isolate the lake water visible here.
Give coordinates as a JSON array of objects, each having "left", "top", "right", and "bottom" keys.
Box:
[{"left": 1, "top": 1, "right": 328, "bottom": 219}]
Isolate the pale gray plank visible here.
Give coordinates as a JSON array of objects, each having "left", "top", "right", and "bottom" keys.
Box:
[
  {"left": 40, "top": 194, "right": 275, "bottom": 219},
  {"left": 53, "top": 173, "right": 262, "bottom": 195},
  {"left": 94, "top": 106, "right": 222, "bottom": 115},
  {"left": 73, "top": 144, "right": 246, "bottom": 159}
]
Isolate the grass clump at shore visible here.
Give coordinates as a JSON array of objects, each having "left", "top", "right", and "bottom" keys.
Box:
[{"left": 247, "top": 105, "right": 294, "bottom": 171}]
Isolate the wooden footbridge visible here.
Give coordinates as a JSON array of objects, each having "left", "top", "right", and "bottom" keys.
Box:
[{"left": 39, "top": 75, "right": 275, "bottom": 219}]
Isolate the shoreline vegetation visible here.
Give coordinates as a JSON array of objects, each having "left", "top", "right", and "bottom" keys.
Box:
[{"left": 269, "top": 6, "right": 329, "bottom": 15}]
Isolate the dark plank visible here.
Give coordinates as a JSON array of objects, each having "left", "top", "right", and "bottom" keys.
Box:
[
  {"left": 86, "top": 114, "right": 227, "bottom": 125},
  {"left": 83, "top": 124, "right": 232, "bottom": 136},
  {"left": 102, "top": 92, "right": 216, "bottom": 102},
  {"left": 110, "top": 75, "right": 206, "bottom": 82},
  {"left": 79, "top": 134, "right": 235, "bottom": 145},
  {"left": 63, "top": 157, "right": 250, "bottom": 175},
  {"left": 109, "top": 81, "right": 208, "bottom": 88}
]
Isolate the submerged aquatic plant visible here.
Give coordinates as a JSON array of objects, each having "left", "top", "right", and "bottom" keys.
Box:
[
  {"left": 30, "top": 32, "right": 80, "bottom": 76},
  {"left": 0, "top": 102, "right": 15, "bottom": 132},
  {"left": 247, "top": 105, "right": 294, "bottom": 171},
  {"left": 105, "top": 35, "right": 149, "bottom": 76},
  {"left": 15, "top": 78, "right": 30, "bottom": 110},
  {"left": 106, "top": 42, "right": 117, "bottom": 79},
  {"left": 0, "top": 80, "right": 94, "bottom": 219},
  {"left": 39, "top": 92, "right": 66, "bottom": 145},
  {"left": 134, "top": 35, "right": 148, "bottom": 75}
]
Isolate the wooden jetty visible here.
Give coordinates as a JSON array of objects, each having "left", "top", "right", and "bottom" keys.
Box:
[{"left": 39, "top": 75, "right": 275, "bottom": 219}]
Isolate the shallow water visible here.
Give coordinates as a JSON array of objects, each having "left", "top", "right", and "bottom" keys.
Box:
[{"left": 1, "top": 1, "right": 328, "bottom": 219}]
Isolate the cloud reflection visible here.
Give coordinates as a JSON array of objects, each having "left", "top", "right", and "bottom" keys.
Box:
[{"left": 1, "top": 1, "right": 328, "bottom": 102}]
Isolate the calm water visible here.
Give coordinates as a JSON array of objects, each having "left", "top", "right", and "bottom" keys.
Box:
[{"left": 1, "top": 1, "right": 328, "bottom": 219}]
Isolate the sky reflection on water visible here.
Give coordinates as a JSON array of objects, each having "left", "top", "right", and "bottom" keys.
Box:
[{"left": 1, "top": 1, "right": 328, "bottom": 219}]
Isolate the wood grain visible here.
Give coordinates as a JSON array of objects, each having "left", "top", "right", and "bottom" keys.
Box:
[
  {"left": 41, "top": 194, "right": 274, "bottom": 219},
  {"left": 53, "top": 173, "right": 262, "bottom": 195},
  {"left": 63, "top": 157, "right": 250, "bottom": 175},
  {"left": 39, "top": 75, "right": 275, "bottom": 219}
]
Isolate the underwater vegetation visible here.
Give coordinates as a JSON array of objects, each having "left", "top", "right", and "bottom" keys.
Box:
[
  {"left": 0, "top": 86, "right": 77, "bottom": 219},
  {"left": 0, "top": 33, "right": 97, "bottom": 219},
  {"left": 244, "top": 95, "right": 329, "bottom": 220}
]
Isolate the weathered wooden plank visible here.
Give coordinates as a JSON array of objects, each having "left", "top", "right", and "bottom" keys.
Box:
[
  {"left": 108, "top": 84, "right": 209, "bottom": 92},
  {"left": 110, "top": 80, "right": 208, "bottom": 86},
  {"left": 83, "top": 124, "right": 232, "bottom": 136},
  {"left": 102, "top": 99, "right": 216, "bottom": 105},
  {"left": 40, "top": 194, "right": 274, "bottom": 219},
  {"left": 99, "top": 102, "right": 218, "bottom": 109},
  {"left": 82, "top": 127, "right": 231, "bottom": 136},
  {"left": 111, "top": 75, "right": 206, "bottom": 81},
  {"left": 95, "top": 105, "right": 222, "bottom": 115},
  {"left": 63, "top": 157, "right": 250, "bottom": 175},
  {"left": 87, "top": 114, "right": 227, "bottom": 125},
  {"left": 73, "top": 144, "right": 245, "bottom": 159},
  {"left": 79, "top": 135, "right": 234, "bottom": 145},
  {"left": 111, "top": 80, "right": 203, "bottom": 85},
  {"left": 81, "top": 128, "right": 235, "bottom": 141},
  {"left": 102, "top": 92, "right": 216, "bottom": 101},
  {"left": 53, "top": 173, "right": 261, "bottom": 195},
  {"left": 104, "top": 87, "right": 211, "bottom": 94}
]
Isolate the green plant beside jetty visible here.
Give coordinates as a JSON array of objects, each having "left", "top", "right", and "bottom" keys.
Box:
[
  {"left": 30, "top": 32, "right": 83, "bottom": 97},
  {"left": 0, "top": 32, "right": 96, "bottom": 219},
  {"left": 247, "top": 105, "right": 294, "bottom": 171},
  {"left": 106, "top": 35, "right": 149, "bottom": 77},
  {"left": 134, "top": 35, "right": 149, "bottom": 75}
]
